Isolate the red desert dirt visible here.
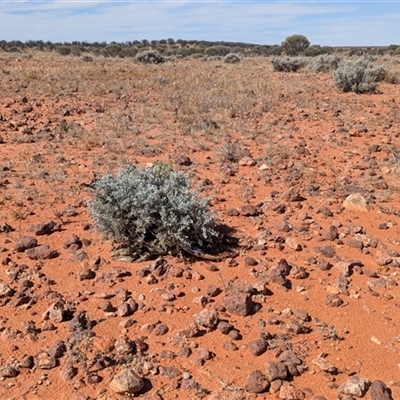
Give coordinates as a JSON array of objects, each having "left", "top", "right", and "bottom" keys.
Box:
[{"left": 0, "top": 53, "right": 400, "bottom": 400}]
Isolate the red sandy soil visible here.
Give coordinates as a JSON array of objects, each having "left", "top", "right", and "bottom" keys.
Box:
[{"left": 0, "top": 53, "right": 400, "bottom": 400}]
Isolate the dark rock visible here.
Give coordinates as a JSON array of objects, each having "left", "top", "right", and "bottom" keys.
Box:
[
  {"left": 264, "top": 361, "right": 288, "bottom": 381},
  {"left": 325, "top": 294, "right": 344, "bottom": 307},
  {"left": 248, "top": 338, "right": 268, "bottom": 356},
  {"left": 240, "top": 204, "right": 261, "bottom": 216},
  {"left": 226, "top": 208, "right": 240, "bottom": 216},
  {"left": 206, "top": 285, "right": 222, "bottom": 297},
  {"left": 223, "top": 292, "right": 255, "bottom": 316},
  {"left": 14, "top": 236, "right": 37, "bottom": 252},
  {"left": 321, "top": 225, "right": 338, "bottom": 241},
  {"left": 316, "top": 244, "right": 336, "bottom": 258},
  {"left": 370, "top": 380, "right": 394, "bottom": 400},
  {"left": 60, "top": 361, "right": 78, "bottom": 381},
  {"left": 246, "top": 370, "right": 270, "bottom": 393},
  {"left": 228, "top": 329, "right": 242, "bottom": 340},
  {"left": 48, "top": 340, "right": 67, "bottom": 358},
  {"left": 217, "top": 321, "right": 234, "bottom": 334},
  {"left": 154, "top": 324, "right": 169, "bottom": 335},
  {"left": 25, "top": 245, "right": 58, "bottom": 260},
  {"left": 174, "top": 154, "right": 192, "bottom": 166},
  {"left": 29, "top": 221, "right": 58, "bottom": 235},
  {"left": 244, "top": 256, "right": 258, "bottom": 266}
]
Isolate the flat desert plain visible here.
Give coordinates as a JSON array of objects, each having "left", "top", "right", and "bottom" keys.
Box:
[{"left": 1, "top": 53, "right": 400, "bottom": 400}]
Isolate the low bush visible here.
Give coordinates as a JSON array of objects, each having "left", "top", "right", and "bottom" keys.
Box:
[
  {"left": 308, "top": 54, "right": 341, "bottom": 73},
  {"left": 88, "top": 162, "right": 219, "bottom": 259},
  {"left": 135, "top": 50, "right": 165, "bottom": 64},
  {"left": 333, "top": 56, "right": 387, "bottom": 93},
  {"left": 223, "top": 53, "right": 241, "bottom": 64},
  {"left": 271, "top": 57, "right": 308, "bottom": 72}
]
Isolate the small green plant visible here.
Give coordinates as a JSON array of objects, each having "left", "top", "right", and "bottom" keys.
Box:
[
  {"left": 281, "top": 34, "right": 310, "bottom": 56},
  {"left": 88, "top": 162, "right": 219, "bottom": 260},
  {"left": 333, "top": 56, "right": 387, "bottom": 93}
]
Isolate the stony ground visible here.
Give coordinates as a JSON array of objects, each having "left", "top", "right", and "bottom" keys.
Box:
[{"left": 0, "top": 53, "right": 400, "bottom": 400}]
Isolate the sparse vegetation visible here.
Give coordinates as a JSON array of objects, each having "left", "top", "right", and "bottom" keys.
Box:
[
  {"left": 333, "top": 56, "right": 387, "bottom": 93},
  {"left": 88, "top": 162, "right": 219, "bottom": 259},
  {"left": 271, "top": 56, "right": 308, "bottom": 72},
  {"left": 135, "top": 50, "right": 166, "bottom": 64}
]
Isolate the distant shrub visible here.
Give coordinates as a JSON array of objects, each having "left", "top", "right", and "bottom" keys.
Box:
[
  {"left": 308, "top": 54, "right": 341, "bottom": 73},
  {"left": 333, "top": 56, "right": 387, "bottom": 93},
  {"left": 223, "top": 53, "right": 241, "bottom": 64},
  {"left": 57, "top": 46, "right": 71, "bottom": 56},
  {"left": 271, "top": 56, "right": 308, "bottom": 72},
  {"left": 81, "top": 55, "right": 93, "bottom": 62},
  {"left": 281, "top": 34, "right": 310, "bottom": 56},
  {"left": 88, "top": 162, "right": 219, "bottom": 260},
  {"left": 135, "top": 50, "right": 165, "bottom": 64}
]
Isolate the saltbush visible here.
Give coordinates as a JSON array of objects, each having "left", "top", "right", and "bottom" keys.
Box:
[
  {"left": 271, "top": 56, "right": 308, "bottom": 72},
  {"left": 308, "top": 54, "right": 341, "bottom": 73},
  {"left": 88, "top": 163, "right": 219, "bottom": 259},
  {"left": 135, "top": 50, "right": 165, "bottom": 64},
  {"left": 223, "top": 53, "right": 241, "bottom": 64},
  {"left": 333, "top": 57, "right": 387, "bottom": 93}
]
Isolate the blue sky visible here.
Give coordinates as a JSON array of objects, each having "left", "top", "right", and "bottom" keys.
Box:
[{"left": 1, "top": 1, "right": 399, "bottom": 46}]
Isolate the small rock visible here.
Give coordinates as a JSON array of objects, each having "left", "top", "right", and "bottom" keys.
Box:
[
  {"left": 370, "top": 380, "right": 394, "bottom": 400},
  {"left": 29, "top": 221, "right": 58, "bottom": 235},
  {"left": 42, "top": 302, "right": 65, "bottom": 323},
  {"left": 343, "top": 193, "right": 368, "bottom": 212},
  {"left": 240, "top": 204, "right": 261, "bottom": 216},
  {"left": 264, "top": 361, "right": 288, "bottom": 381},
  {"left": 14, "top": 236, "right": 37, "bottom": 252},
  {"left": 338, "top": 376, "right": 370, "bottom": 397},
  {"left": 47, "top": 340, "right": 66, "bottom": 358},
  {"left": 248, "top": 338, "right": 268, "bottom": 356},
  {"left": 0, "top": 282, "right": 14, "bottom": 297},
  {"left": 0, "top": 365, "right": 19, "bottom": 378},
  {"left": 154, "top": 324, "right": 169, "bottom": 336},
  {"left": 217, "top": 321, "right": 234, "bottom": 334},
  {"left": 193, "top": 309, "right": 219, "bottom": 329},
  {"left": 244, "top": 256, "right": 258, "bottom": 266},
  {"left": 279, "top": 384, "right": 305, "bottom": 399},
  {"left": 35, "top": 351, "right": 56, "bottom": 369},
  {"left": 223, "top": 292, "right": 255, "bottom": 316},
  {"left": 246, "top": 370, "right": 270, "bottom": 393},
  {"left": 285, "top": 237, "right": 302, "bottom": 251},
  {"left": 312, "top": 355, "right": 338, "bottom": 374},
  {"left": 376, "top": 250, "right": 392, "bottom": 266},
  {"left": 60, "top": 361, "right": 78, "bottom": 381},
  {"left": 25, "top": 245, "right": 58, "bottom": 260},
  {"left": 321, "top": 225, "right": 338, "bottom": 241},
  {"left": 325, "top": 293, "right": 344, "bottom": 307},
  {"left": 109, "top": 368, "right": 144, "bottom": 394}
]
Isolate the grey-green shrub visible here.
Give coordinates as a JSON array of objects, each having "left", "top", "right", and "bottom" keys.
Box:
[
  {"left": 308, "top": 54, "right": 341, "bottom": 73},
  {"left": 135, "top": 50, "right": 165, "bottom": 64},
  {"left": 88, "top": 163, "right": 218, "bottom": 259},
  {"left": 224, "top": 53, "right": 241, "bottom": 64},
  {"left": 271, "top": 56, "right": 308, "bottom": 72},
  {"left": 333, "top": 57, "right": 387, "bottom": 93}
]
